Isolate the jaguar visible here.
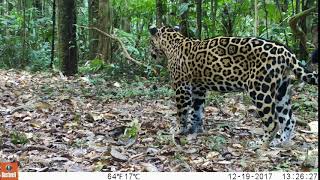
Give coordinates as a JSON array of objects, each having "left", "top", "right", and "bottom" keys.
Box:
[{"left": 149, "top": 26, "right": 318, "bottom": 148}]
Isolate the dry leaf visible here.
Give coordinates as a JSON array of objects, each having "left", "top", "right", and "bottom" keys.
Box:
[
  {"left": 113, "top": 82, "right": 121, "bottom": 88},
  {"left": 308, "top": 121, "right": 318, "bottom": 133},
  {"left": 110, "top": 148, "right": 128, "bottom": 162},
  {"left": 206, "top": 151, "right": 219, "bottom": 160},
  {"left": 35, "top": 102, "right": 51, "bottom": 111},
  {"left": 140, "top": 162, "right": 158, "bottom": 172}
]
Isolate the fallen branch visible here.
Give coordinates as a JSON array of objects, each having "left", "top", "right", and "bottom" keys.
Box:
[
  {"left": 296, "top": 118, "right": 308, "bottom": 127},
  {"left": 76, "top": 25, "right": 157, "bottom": 74}
]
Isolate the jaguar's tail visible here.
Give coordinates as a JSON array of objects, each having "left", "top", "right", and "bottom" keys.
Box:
[{"left": 289, "top": 56, "right": 318, "bottom": 85}]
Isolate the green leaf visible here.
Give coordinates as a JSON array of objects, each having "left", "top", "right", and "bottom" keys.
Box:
[
  {"left": 123, "top": 119, "right": 140, "bottom": 139},
  {"left": 178, "top": 3, "right": 190, "bottom": 16},
  {"left": 10, "top": 132, "right": 29, "bottom": 145}
]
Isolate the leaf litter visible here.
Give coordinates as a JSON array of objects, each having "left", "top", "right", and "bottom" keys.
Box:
[{"left": 0, "top": 69, "right": 318, "bottom": 172}]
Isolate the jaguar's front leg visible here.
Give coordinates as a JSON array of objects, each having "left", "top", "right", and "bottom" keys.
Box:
[{"left": 175, "top": 84, "right": 193, "bottom": 135}]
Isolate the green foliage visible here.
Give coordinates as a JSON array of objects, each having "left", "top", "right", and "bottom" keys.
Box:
[
  {"left": 207, "top": 91, "right": 225, "bottom": 107},
  {"left": 76, "top": 2, "right": 89, "bottom": 63},
  {"left": 155, "top": 131, "right": 172, "bottom": 146},
  {"left": 10, "top": 131, "right": 29, "bottom": 145},
  {"left": 78, "top": 28, "right": 157, "bottom": 78},
  {"left": 79, "top": 58, "right": 105, "bottom": 73},
  {"left": 291, "top": 85, "right": 318, "bottom": 120},
  {"left": 0, "top": 6, "right": 52, "bottom": 71},
  {"left": 112, "top": 0, "right": 155, "bottom": 18},
  {"left": 178, "top": 3, "right": 190, "bottom": 16},
  {"left": 115, "top": 29, "right": 140, "bottom": 58},
  {"left": 0, "top": 0, "right": 317, "bottom": 79},
  {"left": 72, "top": 138, "right": 88, "bottom": 148},
  {"left": 102, "top": 81, "right": 173, "bottom": 100},
  {"left": 123, "top": 119, "right": 140, "bottom": 139},
  {"left": 207, "top": 135, "right": 227, "bottom": 152},
  {"left": 272, "top": 159, "right": 293, "bottom": 171}
]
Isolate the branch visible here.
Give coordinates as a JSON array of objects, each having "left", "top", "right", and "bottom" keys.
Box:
[
  {"left": 76, "top": 25, "right": 157, "bottom": 74},
  {"left": 288, "top": 7, "right": 316, "bottom": 51}
]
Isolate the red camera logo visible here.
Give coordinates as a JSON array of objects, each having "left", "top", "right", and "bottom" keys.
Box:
[{"left": 0, "top": 162, "right": 18, "bottom": 180}]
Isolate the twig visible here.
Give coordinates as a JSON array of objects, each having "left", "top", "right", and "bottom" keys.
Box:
[
  {"left": 3, "top": 145, "right": 57, "bottom": 153},
  {"left": 76, "top": 25, "right": 157, "bottom": 74},
  {"left": 21, "top": 145, "right": 56, "bottom": 152},
  {"left": 128, "top": 152, "right": 144, "bottom": 162}
]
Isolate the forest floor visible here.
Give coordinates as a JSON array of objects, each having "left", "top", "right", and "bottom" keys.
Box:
[{"left": 0, "top": 69, "right": 318, "bottom": 172}]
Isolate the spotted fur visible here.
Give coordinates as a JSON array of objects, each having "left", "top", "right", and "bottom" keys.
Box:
[{"left": 149, "top": 26, "right": 318, "bottom": 147}]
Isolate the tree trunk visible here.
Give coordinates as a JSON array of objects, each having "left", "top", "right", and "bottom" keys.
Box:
[
  {"left": 299, "top": 0, "right": 312, "bottom": 60},
  {"left": 0, "top": 0, "right": 3, "bottom": 15},
  {"left": 21, "top": 0, "right": 27, "bottom": 68},
  {"left": 296, "top": 0, "right": 300, "bottom": 14},
  {"left": 196, "top": 0, "right": 202, "bottom": 39},
  {"left": 221, "top": 4, "right": 233, "bottom": 36},
  {"left": 263, "top": 0, "right": 268, "bottom": 38},
  {"left": 254, "top": 0, "right": 258, "bottom": 36},
  {"left": 121, "top": 17, "right": 131, "bottom": 32},
  {"left": 156, "top": 0, "right": 165, "bottom": 26},
  {"left": 58, "top": 0, "right": 78, "bottom": 76},
  {"left": 97, "top": 0, "right": 112, "bottom": 63},
  {"left": 275, "top": 0, "right": 289, "bottom": 46},
  {"left": 135, "top": 19, "right": 145, "bottom": 48},
  {"left": 33, "top": 0, "right": 42, "bottom": 16},
  {"left": 179, "top": 0, "right": 189, "bottom": 37},
  {"left": 120, "top": 0, "right": 130, "bottom": 32},
  {"left": 210, "top": 0, "right": 217, "bottom": 36},
  {"left": 50, "top": 0, "right": 56, "bottom": 69},
  {"left": 88, "top": 0, "right": 99, "bottom": 60},
  {"left": 7, "top": 0, "right": 13, "bottom": 11}
]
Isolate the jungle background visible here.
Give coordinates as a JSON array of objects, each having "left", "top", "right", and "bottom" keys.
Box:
[{"left": 0, "top": 0, "right": 318, "bottom": 172}]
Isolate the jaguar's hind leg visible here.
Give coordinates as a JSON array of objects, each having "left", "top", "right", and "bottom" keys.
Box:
[
  {"left": 248, "top": 80, "right": 279, "bottom": 148},
  {"left": 271, "top": 78, "right": 295, "bottom": 146}
]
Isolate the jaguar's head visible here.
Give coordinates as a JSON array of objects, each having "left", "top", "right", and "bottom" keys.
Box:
[{"left": 148, "top": 26, "right": 180, "bottom": 59}]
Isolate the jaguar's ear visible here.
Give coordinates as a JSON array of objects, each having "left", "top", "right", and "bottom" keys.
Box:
[
  {"left": 149, "top": 26, "right": 158, "bottom": 36},
  {"left": 173, "top": 26, "right": 180, "bottom": 32}
]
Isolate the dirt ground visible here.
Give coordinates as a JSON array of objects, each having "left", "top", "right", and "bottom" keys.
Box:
[{"left": 0, "top": 70, "right": 318, "bottom": 172}]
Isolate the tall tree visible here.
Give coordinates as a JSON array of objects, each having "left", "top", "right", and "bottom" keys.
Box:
[
  {"left": 156, "top": 0, "right": 165, "bottom": 27},
  {"left": 196, "top": 0, "right": 202, "bottom": 39},
  {"left": 262, "top": 0, "right": 269, "bottom": 38},
  {"left": 88, "top": 0, "right": 99, "bottom": 60},
  {"left": 0, "top": 0, "right": 3, "bottom": 15},
  {"left": 33, "top": 0, "right": 42, "bottom": 16},
  {"left": 179, "top": 0, "right": 189, "bottom": 37},
  {"left": 299, "top": 0, "right": 313, "bottom": 60},
  {"left": 296, "top": 0, "right": 300, "bottom": 14},
  {"left": 254, "top": 0, "right": 258, "bottom": 36},
  {"left": 57, "top": 0, "right": 78, "bottom": 75},
  {"left": 121, "top": 0, "right": 130, "bottom": 32},
  {"left": 210, "top": 0, "right": 218, "bottom": 36},
  {"left": 97, "top": 0, "right": 112, "bottom": 63},
  {"left": 50, "top": 0, "right": 56, "bottom": 69},
  {"left": 21, "top": 0, "right": 27, "bottom": 67},
  {"left": 221, "top": 4, "right": 233, "bottom": 36}
]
